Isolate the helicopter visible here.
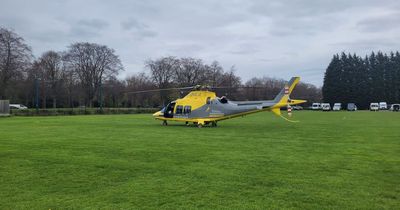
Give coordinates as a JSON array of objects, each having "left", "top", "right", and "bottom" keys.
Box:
[{"left": 129, "top": 77, "right": 306, "bottom": 127}]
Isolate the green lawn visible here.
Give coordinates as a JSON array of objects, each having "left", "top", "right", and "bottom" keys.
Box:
[{"left": 0, "top": 111, "right": 399, "bottom": 209}]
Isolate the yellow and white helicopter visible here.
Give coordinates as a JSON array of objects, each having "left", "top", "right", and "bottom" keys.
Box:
[{"left": 131, "top": 77, "right": 306, "bottom": 127}]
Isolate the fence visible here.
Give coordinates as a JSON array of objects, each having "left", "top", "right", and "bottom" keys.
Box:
[{"left": 0, "top": 100, "right": 10, "bottom": 116}]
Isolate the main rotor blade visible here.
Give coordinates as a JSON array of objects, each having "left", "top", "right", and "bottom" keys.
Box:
[
  {"left": 125, "top": 85, "right": 275, "bottom": 94},
  {"left": 125, "top": 86, "right": 194, "bottom": 94},
  {"left": 212, "top": 86, "right": 271, "bottom": 89}
]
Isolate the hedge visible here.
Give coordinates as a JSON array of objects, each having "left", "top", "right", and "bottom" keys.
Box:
[{"left": 10, "top": 108, "right": 159, "bottom": 116}]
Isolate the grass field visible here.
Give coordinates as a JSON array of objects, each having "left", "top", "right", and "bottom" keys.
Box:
[{"left": 0, "top": 111, "right": 399, "bottom": 209}]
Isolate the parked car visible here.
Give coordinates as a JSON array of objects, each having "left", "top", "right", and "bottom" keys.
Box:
[
  {"left": 292, "top": 105, "right": 303, "bottom": 110},
  {"left": 389, "top": 104, "right": 400, "bottom": 112},
  {"left": 347, "top": 103, "right": 357, "bottom": 111},
  {"left": 379, "top": 102, "right": 387, "bottom": 110},
  {"left": 333, "top": 103, "right": 342, "bottom": 111},
  {"left": 9, "top": 104, "right": 28, "bottom": 110},
  {"left": 370, "top": 103, "right": 379, "bottom": 111},
  {"left": 321, "top": 103, "right": 331, "bottom": 111},
  {"left": 311, "top": 103, "right": 321, "bottom": 110}
]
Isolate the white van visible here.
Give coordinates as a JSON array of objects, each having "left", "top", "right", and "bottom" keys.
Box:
[
  {"left": 321, "top": 103, "right": 331, "bottom": 111},
  {"left": 311, "top": 103, "right": 321, "bottom": 110},
  {"left": 9, "top": 104, "right": 28, "bottom": 110},
  {"left": 379, "top": 102, "right": 387, "bottom": 110},
  {"left": 333, "top": 103, "right": 341, "bottom": 111},
  {"left": 370, "top": 103, "right": 379, "bottom": 111}
]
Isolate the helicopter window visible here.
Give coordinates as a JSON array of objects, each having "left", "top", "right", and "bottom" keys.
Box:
[
  {"left": 206, "top": 97, "right": 211, "bottom": 104},
  {"left": 175, "top": 105, "right": 183, "bottom": 114},
  {"left": 184, "top": 106, "right": 191, "bottom": 114},
  {"left": 219, "top": 96, "right": 228, "bottom": 104},
  {"left": 163, "top": 102, "right": 175, "bottom": 118}
]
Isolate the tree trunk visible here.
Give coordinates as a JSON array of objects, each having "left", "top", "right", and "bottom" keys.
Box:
[
  {"left": 53, "top": 97, "right": 57, "bottom": 108},
  {"left": 42, "top": 94, "right": 46, "bottom": 109}
]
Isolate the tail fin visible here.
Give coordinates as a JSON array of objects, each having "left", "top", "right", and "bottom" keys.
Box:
[
  {"left": 270, "top": 77, "right": 306, "bottom": 118},
  {"left": 272, "top": 77, "right": 300, "bottom": 104}
]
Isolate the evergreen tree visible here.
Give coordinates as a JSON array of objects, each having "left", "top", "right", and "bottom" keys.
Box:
[
  {"left": 353, "top": 54, "right": 368, "bottom": 108},
  {"left": 376, "top": 52, "right": 389, "bottom": 102},
  {"left": 322, "top": 54, "right": 340, "bottom": 103},
  {"left": 323, "top": 51, "right": 400, "bottom": 109},
  {"left": 394, "top": 52, "right": 400, "bottom": 102},
  {"left": 338, "top": 52, "right": 350, "bottom": 104},
  {"left": 387, "top": 52, "right": 396, "bottom": 103}
]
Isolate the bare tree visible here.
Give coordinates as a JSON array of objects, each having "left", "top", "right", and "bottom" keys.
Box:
[
  {"left": 146, "top": 56, "right": 179, "bottom": 88},
  {"left": 292, "top": 82, "right": 322, "bottom": 105},
  {"left": 146, "top": 56, "right": 179, "bottom": 105},
  {"left": 175, "top": 57, "right": 206, "bottom": 86},
  {"left": 37, "top": 51, "right": 64, "bottom": 108},
  {"left": 219, "top": 66, "right": 241, "bottom": 99},
  {"left": 103, "top": 76, "right": 125, "bottom": 108},
  {"left": 243, "top": 77, "right": 285, "bottom": 100},
  {"left": 63, "top": 42, "right": 123, "bottom": 107},
  {"left": 205, "top": 61, "right": 224, "bottom": 87},
  {"left": 244, "top": 77, "right": 265, "bottom": 100},
  {"left": 125, "top": 72, "right": 156, "bottom": 107},
  {"left": 0, "top": 27, "right": 32, "bottom": 99},
  {"left": 61, "top": 66, "right": 79, "bottom": 108}
]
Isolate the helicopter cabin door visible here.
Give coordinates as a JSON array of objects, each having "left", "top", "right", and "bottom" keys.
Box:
[{"left": 164, "top": 102, "right": 175, "bottom": 118}]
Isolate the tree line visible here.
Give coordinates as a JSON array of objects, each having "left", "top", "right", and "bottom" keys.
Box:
[
  {"left": 0, "top": 27, "right": 321, "bottom": 108},
  {"left": 323, "top": 52, "right": 400, "bottom": 109}
]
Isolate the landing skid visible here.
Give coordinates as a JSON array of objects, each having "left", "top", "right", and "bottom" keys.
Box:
[{"left": 160, "top": 120, "right": 217, "bottom": 128}]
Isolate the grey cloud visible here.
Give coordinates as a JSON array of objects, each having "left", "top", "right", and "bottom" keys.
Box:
[
  {"left": 2, "top": 0, "right": 400, "bottom": 86},
  {"left": 0, "top": 16, "right": 31, "bottom": 31},
  {"left": 69, "top": 19, "right": 108, "bottom": 38},
  {"left": 332, "top": 39, "right": 400, "bottom": 49},
  {"left": 257, "top": 58, "right": 284, "bottom": 62},
  {"left": 269, "top": 16, "right": 337, "bottom": 37},
  {"left": 249, "top": 0, "right": 399, "bottom": 18},
  {"left": 357, "top": 12, "right": 400, "bottom": 32},
  {"left": 249, "top": 0, "right": 350, "bottom": 18},
  {"left": 30, "top": 30, "right": 67, "bottom": 43},
  {"left": 250, "top": 0, "right": 399, "bottom": 37},
  {"left": 69, "top": 27, "right": 100, "bottom": 38},
  {"left": 121, "top": 18, "right": 157, "bottom": 39},
  {"left": 229, "top": 43, "right": 261, "bottom": 55},
  {"left": 77, "top": 19, "right": 108, "bottom": 29},
  {"left": 299, "top": 68, "right": 325, "bottom": 77},
  {"left": 137, "top": 30, "right": 157, "bottom": 38},
  {"left": 121, "top": 18, "right": 148, "bottom": 30},
  {"left": 168, "top": 43, "right": 204, "bottom": 55}
]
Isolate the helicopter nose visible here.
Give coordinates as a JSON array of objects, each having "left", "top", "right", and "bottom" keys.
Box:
[{"left": 153, "top": 111, "right": 162, "bottom": 116}]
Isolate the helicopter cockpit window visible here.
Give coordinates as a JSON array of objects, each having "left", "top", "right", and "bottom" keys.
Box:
[
  {"left": 175, "top": 105, "right": 183, "bottom": 114},
  {"left": 206, "top": 97, "right": 211, "bottom": 104},
  {"left": 164, "top": 102, "right": 175, "bottom": 118},
  {"left": 219, "top": 96, "right": 228, "bottom": 104},
  {"left": 184, "top": 106, "right": 191, "bottom": 114}
]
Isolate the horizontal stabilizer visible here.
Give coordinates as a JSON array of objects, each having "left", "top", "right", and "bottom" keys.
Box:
[
  {"left": 289, "top": 99, "right": 307, "bottom": 105},
  {"left": 271, "top": 108, "right": 281, "bottom": 116}
]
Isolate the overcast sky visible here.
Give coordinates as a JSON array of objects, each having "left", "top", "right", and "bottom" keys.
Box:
[{"left": 1, "top": 0, "right": 399, "bottom": 86}]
